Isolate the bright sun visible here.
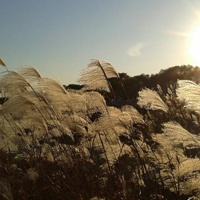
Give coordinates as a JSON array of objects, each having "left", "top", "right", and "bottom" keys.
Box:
[{"left": 188, "top": 26, "right": 200, "bottom": 66}]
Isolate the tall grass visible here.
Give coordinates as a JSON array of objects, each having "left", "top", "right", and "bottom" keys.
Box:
[{"left": 0, "top": 58, "right": 200, "bottom": 199}]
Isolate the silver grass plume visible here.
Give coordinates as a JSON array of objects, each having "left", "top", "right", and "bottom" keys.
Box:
[
  {"left": 0, "top": 92, "right": 51, "bottom": 132},
  {"left": 67, "top": 91, "right": 87, "bottom": 116},
  {"left": 152, "top": 123, "right": 188, "bottom": 167},
  {"left": 89, "top": 121, "right": 126, "bottom": 167},
  {"left": 79, "top": 59, "right": 119, "bottom": 92},
  {"left": 149, "top": 122, "right": 198, "bottom": 175},
  {"left": 177, "top": 80, "right": 200, "bottom": 113},
  {"left": 0, "top": 57, "right": 6, "bottom": 68},
  {"left": 0, "top": 69, "right": 57, "bottom": 121},
  {"left": 1, "top": 95, "right": 35, "bottom": 117},
  {"left": 37, "top": 78, "right": 70, "bottom": 120},
  {"left": 62, "top": 114, "right": 89, "bottom": 136},
  {"left": 151, "top": 133, "right": 182, "bottom": 165},
  {"left": 60, "top": 91, "right": 87, "bottom": 116},
  {"left": 55, "top": 91, "right": 107, "bottom": 122},
  {"left": 21, "top": 91, "right": 49, "bottom": 107},
  {"left": 16, "top": 67, "right": 63, "bottom": 119},
  {"left": 137, "top": 88, "right": 168, "bottom": 113},
  {"left": 121, "top": 105, "right": 144, "bottom": 124},
  {"left": 38, "top": 77, "right": 67, "bottom": 94},
  {"left": 91, "top": 133, "right": 125, "bottom": 166},
  {"left": 91, "top": 106, "right": 134, "bottom": 136},
  {"left": 174, "top": 158, "right": 200, "bottom": 179},
  {"left": 17, "top": 65, "right": 41, "bottom": 83},
  {"left": 173, "top": 159, "right": 200, "bottom": 196},
  {"left": 83, "top": 91, "right": 108, "bottom": 117},
  {"left": 162, "top": 121, "right": 200, "bottom": 149},
  {"left": 49, "top": 122, "right": 74, "bottom": 140},
  {"left": 0, "top": 125, "right": 19, "bottom": 151},
  {"left": 41, "top": 89, "right": 87, "bottom": 120},
  {"left": 19, "top": 114, "right": 48, "bottom": 138},
  {"left": 90, "top": 106, "right": 133, "bottom": 164},
  {"left": 0, "top": 71, "right": 30, "bottom": 97},
  {"left": 0, "top": 179, "right": 13, "bottom": 200},
  {"left": 89, "top": 107, "right": 130, "bottom": 165},
  {"left": 21, "top": 91, "right": 58, "bottom": 121}
]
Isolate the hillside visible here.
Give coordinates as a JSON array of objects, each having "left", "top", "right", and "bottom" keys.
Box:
[{"left": 1, "top": 60, "right": 200, "bottom": 199}]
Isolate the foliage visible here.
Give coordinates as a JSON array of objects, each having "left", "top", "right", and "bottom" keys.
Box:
[
  {"left": 109, "top": 65, "right": 200, "bottom": 102},
  {"left": 1, "top": 60, "right": 200, "bottom": 199}
]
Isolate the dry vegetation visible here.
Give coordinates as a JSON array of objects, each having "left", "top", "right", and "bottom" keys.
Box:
[{"left": 0, "top": 58, "right": 200, "bottom": 199}]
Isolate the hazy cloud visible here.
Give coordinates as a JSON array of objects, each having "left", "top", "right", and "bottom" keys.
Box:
[
  {"left": 162, "top": 30, "right": 192, "bottom": 37},
  {"left": 127, "top": 43, "right": 147, "bottom": 57}
]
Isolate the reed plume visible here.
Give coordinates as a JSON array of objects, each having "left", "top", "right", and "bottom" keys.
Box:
[
  {"left": 0, "top": 179, "right": 13, "bottom": 200},
  {"left": 177, "top": 80, "right": 200, "bottom": 113},
  {"left": 137, "top": 88, "right": 168, "bottom": 113},
  {"left": 0, "top": 57, "right": 6, "bottom": 68},
  {"left": 79, "top": 59, "right": 119, "bottom": 93}
]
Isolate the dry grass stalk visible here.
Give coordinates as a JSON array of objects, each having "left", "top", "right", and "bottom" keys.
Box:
[
  {"left": 0, "top": 57, "right": 6, "bottom": 68},
  {"left": 177, "top": 80, "right": 200, "bottom": 113},
  {"left": 0, "top": 179, "right": 13, "bottom": 200},
  {"left": 137, "top": 88, "right": 168, "bottom": 113},
  {"left": 162, "top": 121, "right": 200, "bottom": 149},
  {"left": 79, "top": 59, "right": 119, "bottom": 92}
]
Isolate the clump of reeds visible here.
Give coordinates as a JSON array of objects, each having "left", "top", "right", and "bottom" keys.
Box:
[{"left": 0, "top": 57, "right": 200, "bottom": 199}]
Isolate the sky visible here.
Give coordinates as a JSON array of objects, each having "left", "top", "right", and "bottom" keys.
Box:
[{"left": 1, "top": 0, "right": 200, "bottom": 85}]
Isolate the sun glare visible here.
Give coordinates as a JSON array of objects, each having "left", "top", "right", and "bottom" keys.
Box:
[{"left": 188, "top": 26, "right": 200, "bottom": 66}]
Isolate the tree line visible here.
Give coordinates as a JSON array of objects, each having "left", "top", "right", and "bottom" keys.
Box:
[{"left": 65, "top": 65, "right": 200, "bottom": 101}]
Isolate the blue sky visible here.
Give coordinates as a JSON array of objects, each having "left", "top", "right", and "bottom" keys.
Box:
[{"left": 1, "top": 0, "right": 200, "bottom": 84}]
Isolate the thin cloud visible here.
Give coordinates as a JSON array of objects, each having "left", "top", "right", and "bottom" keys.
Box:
[
  {"left": 162, "top": 30, "right": 192, "bottom": 37},
  {"left": 127, "top": 43, "right": 147, "bottom": 57}
]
